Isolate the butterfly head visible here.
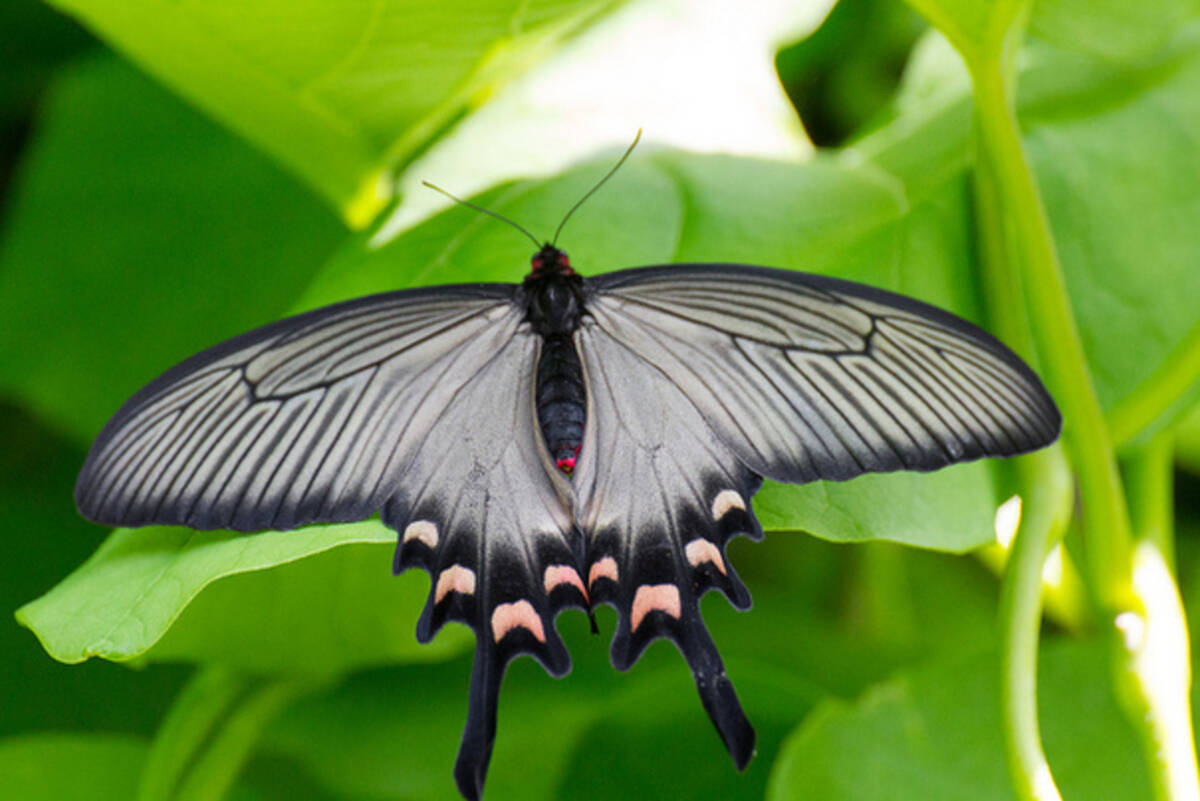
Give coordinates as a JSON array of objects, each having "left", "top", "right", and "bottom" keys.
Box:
[{"left": 530, "top": 243, "right": 573, "bottom": 277}]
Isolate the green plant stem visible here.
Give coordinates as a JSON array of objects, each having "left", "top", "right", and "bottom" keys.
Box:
[
  {"left": 1119, "top": 435, "right": 1199, "bottom": 801},
  {"left": 1124, "top": 434, "right": 1176, "bottom": 571},
  {"left": 138, "top": 666, "right": 324, "bottom": 801},
  {"left": 968, "top": 37, "right": 1197, "bottom": 801},
  {"left": 970, "top": 62, "right": 1134, "bottom": 608},
  {"left": 997, "top": 449, "right": 1072, "bottom": 801},
  {"left": 973, "top": 68, "right": 1068, "bottom": 800},
  {"left": 1107, "top": 320, "right": 1200, "bottom": 449}
]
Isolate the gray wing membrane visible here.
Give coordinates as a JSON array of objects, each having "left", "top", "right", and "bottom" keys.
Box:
[
  {"left": 584, "top": 263, "right": 1061, "bottom": 485},
  {"left": 75, "top": 285, "right": 524, "bottom": 531}
]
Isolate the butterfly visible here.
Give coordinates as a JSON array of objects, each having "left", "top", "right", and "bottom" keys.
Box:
[{"left": 74, "top": 140, "right": 1061, "bottom": 800}]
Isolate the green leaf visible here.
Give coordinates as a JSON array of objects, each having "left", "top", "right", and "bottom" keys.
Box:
[
  {"left": 40, "top": 0, "right": 830, "bottom": 227},
  {"left": 16, "top": 522, "right": 470, "bottom": 671},
  {"left": 42, "top": 0, "right": 616, "bottom": 223},
  {"left": 19, "top": 9, "right": 1200, "bottom": 676},
  {"left": 1021, "top": 34, "right": 1200, "bottom": 413},
  {"left": 1029, "top": 0, "right": 1199, "bottom": 63},
  {"left": 0, "top": 55, "right": 344, "bottom": 444},
  {"left": 766, "top": 641, "right": 1153, "bottom": 801},
  {"left": 0, "top": 733, "right": 146, "bottom": 800},
  {"left": 863, "top": 23, "right": 1200, "bottom": 418}
]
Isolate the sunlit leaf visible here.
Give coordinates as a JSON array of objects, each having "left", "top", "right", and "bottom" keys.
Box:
[{"left": 16, "top": 522, "right": 470, "bottom": 671}]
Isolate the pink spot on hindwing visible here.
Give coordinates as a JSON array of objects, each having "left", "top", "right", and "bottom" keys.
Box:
[
  {"left": 491, "top": 600, "right": 546, "bottom": 643},
  {"left": 631, "top": 584, "right": 682, "bottom": 631},
  {"left": 434, "top": 565, "right": 476, "bottom": 604},
  {"left": 402, "top": 520, "right": 438, "bottom": 548},
  {"left": 711, "top": 490, "right": 746, "bottom": 520},
  {"left": 588, "top": 556, "right": 619, "bottom": 588},
  {"left": 543, "top": 565, "right": 587, "bottom": 599},
  {"left": 685, "top": 539, "right": 727, "bottom": 574}
]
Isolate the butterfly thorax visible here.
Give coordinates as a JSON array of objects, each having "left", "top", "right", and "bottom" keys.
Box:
[
  {"left": 523, "top": 244, "right": 587, "bottom": 476},
  {"left": 523, "top": 244, "right": 583, "bottom": 336}
]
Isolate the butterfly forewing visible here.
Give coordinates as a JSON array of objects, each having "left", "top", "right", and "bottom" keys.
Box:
[
  {"left": 75, "top": 285, "right": 521, "bottom": 531},
  {"left": 583, "top": 263, "right": 1061, "bottom": 486}
]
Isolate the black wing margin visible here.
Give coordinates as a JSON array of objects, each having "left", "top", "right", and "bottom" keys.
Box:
[
  {"left": 584, "top": 263, "right": 1061, "bottom": 485},
  {"left": 75, "top": 284, "right": 521, "bottom": 531}
]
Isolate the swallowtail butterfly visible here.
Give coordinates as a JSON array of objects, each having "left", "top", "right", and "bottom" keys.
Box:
[{"left": 75, "top": 139, "right": 1061, "bottom": 799}]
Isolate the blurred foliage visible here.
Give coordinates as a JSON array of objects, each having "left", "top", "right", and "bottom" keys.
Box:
[
  {"left": 1, "top": 0, "right": 1198, "bottom": 800},
  {"left": 776, "top": 0, "right": 925, "bottom": 146}
]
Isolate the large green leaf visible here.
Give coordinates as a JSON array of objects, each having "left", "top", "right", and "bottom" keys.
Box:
[
  {"left": 42, "top": 0, "right": 614, "bottom": 223},
  {"left": 1029, "top": 0, "right": 1199, "bottom": 63},
  {"left": 41, "top": 0, "right": 832, "bottom": 226},
  {"left": 766, "top": 640, "right": 1153, "bottom": 801},
  {"left": 0, "top": 55, "right": 344, "bottom": 443},
  {"left": 16, "top": 522, "right": 470, "bottom": 671}
]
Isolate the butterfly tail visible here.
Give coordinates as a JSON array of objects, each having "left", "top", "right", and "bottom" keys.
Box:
[
  {"left": 680, "top": 618, "right": 756, "bottom": 769},
  {"left": 455, "top": 640, "right": 503, "bottom": 801}
]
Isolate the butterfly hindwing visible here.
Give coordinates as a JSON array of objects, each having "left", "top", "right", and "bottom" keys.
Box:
[
  {"left": 383, "top": 332, "right": 584, "bottom": 801},
  {"left": 573, "top": 323, "right": 763, "bottom": 768}
]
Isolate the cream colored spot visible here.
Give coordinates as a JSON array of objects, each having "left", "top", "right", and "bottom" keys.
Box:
[
  {"left": 588, "top": 556, "right": 619, "bottom": 587},
  {"left": 402, "top": 520, "right": 439, "bottom": 549},
  {"left": 711, "top": 490, "right": 745, "bottom": 520},
  {"left": 434, "top": 565, "right": 476, "bottom": 604},
  {"left": 685, "top": 539, "right": 726, "bottom": 574},
  {"left": 631, "top": 584, "right": 682, "bottom": 631},
  {"left": 544, "top": 565, "right": 587, "bottom": 598},
  {"left": 491, "top": 600, "right": 546, "bottom": 643}
]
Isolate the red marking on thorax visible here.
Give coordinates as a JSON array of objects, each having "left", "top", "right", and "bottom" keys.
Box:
[{"left": 531, "top": 249, "right": 574, "bottom": 277}]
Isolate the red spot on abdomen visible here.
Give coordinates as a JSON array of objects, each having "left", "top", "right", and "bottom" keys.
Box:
[{"left": 555, "top": 444, "right": 580, "bottom": 475}]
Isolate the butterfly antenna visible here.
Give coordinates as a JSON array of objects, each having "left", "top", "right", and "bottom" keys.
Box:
[
  {"left": 422, "top": 181, "right": 542, "bottom": 249},
  {"left": 552, "top": 129, "right": 642, "bottom": 247}
]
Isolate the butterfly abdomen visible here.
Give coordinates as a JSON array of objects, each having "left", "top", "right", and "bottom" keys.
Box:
[
  {"left": 522, "top": 247, "right": 588, "bottom": 476},
  {"left": 536, "top": 334, "right": 585, "bottom": 475}
]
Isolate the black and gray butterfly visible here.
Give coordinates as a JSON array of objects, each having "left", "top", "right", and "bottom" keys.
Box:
[{"left": 76, "top": 239, "right": 1060, "bottom": 798}]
